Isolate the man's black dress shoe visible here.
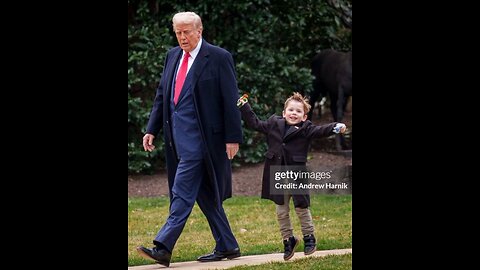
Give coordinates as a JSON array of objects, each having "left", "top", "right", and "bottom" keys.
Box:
[
  {"left": 136, "top": 246, "right": 171, "bottom": 267},
  {"left": 197, "top": 248, "right": 241, "bottom": 262}
]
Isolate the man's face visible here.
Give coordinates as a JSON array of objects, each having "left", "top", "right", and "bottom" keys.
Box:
[{"left": 174, "top": 23, "right": 202, "bottom": 52}]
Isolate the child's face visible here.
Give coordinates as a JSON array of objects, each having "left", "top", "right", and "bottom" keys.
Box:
[{"left": 282, "top": 100, "right": 307, "bottom": 125}]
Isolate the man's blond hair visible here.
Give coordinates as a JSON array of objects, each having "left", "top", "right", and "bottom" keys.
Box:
[
  {"left": 172, "top": 11, "right": 203, "bottom": 31},
  {"left": 284, "top": 92, "right": 311, "bottom": 113}
]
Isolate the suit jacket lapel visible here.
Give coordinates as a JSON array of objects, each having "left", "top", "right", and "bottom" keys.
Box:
[{"left": 176, "top": 42, "right": 209, "bottom": 105}]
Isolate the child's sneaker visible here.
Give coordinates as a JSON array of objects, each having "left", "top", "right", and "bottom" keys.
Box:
[
  {"left": 283, "top": 236, "right": 299, "bottom": 261},
  {"left": 303, "top": 234, "right": 317, "bottom": 255}
]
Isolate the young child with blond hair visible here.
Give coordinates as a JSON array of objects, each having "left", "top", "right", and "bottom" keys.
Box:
[{"left": 238, "top": 92, "right": 346, "bottom": 260}]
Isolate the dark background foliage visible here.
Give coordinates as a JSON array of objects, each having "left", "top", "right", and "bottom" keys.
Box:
[{"left": 128, "top": 0, "right": 352, "bottom": 173}]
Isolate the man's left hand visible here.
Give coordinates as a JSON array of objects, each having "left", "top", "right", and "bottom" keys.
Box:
[{"left": 226, "top": 143, "right": 239, "bottom": 160}]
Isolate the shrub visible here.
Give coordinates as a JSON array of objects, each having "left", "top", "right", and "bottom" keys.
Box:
[{"left": 128, "top": 0, "right": 352, "bottom": 173}]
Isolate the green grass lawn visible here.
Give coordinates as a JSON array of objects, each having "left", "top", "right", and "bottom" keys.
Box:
[{"left": 128, "top": 194, "right": 351, "bottom": 266}]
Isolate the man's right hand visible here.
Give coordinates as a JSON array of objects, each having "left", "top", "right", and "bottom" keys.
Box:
[{"left": 143, "top": 134, "right": 156, "bottom": 152}]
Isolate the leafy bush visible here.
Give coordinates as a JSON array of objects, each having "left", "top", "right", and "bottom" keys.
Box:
[
  {"left": 128, "top": 3, "right": 173, "bottom": 173},
  {"left": 128, "top": 0, "right": 352, "bottom": 173}
]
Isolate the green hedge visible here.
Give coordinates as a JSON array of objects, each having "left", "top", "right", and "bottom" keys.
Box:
[{"left": 128, "top": 0, "right": 352, "bottom": 174}]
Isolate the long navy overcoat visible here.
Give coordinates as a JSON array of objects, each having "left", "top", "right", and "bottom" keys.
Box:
[{"left": 146, "top": 40, "right": 243, "bottom": 207}]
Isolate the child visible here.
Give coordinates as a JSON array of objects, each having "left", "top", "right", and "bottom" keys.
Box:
[{"left": 238, "top": 92, "right": 346, "bottom": 261}]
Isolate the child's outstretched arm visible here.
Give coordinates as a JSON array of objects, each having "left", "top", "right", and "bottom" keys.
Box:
[
  {"left": 237, "top": 94, "right": 270, "bottom": 134},
  {"left": 309, "top": 122, "right": 347, "bottom": 138}
]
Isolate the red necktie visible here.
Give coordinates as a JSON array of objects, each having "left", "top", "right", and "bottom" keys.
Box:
[{"left": 174, "top": 52, "right": 190, "bottom": 105}]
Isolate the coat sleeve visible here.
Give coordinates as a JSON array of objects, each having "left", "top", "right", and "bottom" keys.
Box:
[
  {"left": 145, "top": 52, "right": 169, "bottom": 137},
  {"left": 307, "top": 122, "right": 337, "bottom": 139},
  {"left": 239, "top": 103, "right": 270, "bottom": 134},
  {"left": 219, "top": 50, "right": 243, "bottom": 143}
]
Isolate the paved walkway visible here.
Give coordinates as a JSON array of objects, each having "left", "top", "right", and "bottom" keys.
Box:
[{"left": 128, "top": 248, "right": 352, "bottom": 269}]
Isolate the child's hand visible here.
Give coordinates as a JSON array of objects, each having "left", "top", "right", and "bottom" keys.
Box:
[
  {"left": 333, "top": 123, "right": 347, "bottom": 134},
  {"left": 237, "top": 93, "right": 249, "bottom": 107}
]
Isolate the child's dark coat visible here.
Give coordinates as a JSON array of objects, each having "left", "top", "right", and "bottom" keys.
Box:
[{"left": 240, "top": 103, "right": 336, "bottom": 208}]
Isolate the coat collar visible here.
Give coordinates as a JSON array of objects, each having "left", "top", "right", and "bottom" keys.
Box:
[
  {"left": 283, "top": 120, "right": 308, "bottom": 140},
  {"left": 190, "top": 40, "right": 210, "bottom": 87},
  {"left": 276, "top": 117, "right": 285, "bottom": 138}
]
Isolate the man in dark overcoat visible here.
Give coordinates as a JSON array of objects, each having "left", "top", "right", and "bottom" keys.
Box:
[{"left": 138, "top": 12, "right": 243, "bottom": 267}]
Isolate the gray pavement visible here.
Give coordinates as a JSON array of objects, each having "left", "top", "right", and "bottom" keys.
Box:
[{"left": 128, "top": 248, "right": 352, "bottom": 269}]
